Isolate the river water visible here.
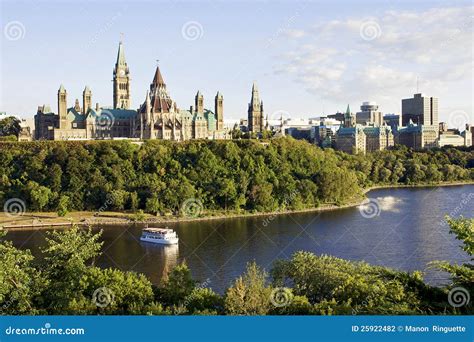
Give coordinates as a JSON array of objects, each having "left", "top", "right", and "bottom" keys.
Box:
[{"left": 7, "top": 185, "right": 473, "bottom": 292}]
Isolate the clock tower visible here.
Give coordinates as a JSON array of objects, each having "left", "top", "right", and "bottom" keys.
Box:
[{"left": 113, "top": 40, "right": 131, "bottom": 109}]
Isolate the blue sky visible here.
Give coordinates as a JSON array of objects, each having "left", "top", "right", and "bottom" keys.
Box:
[{"left": 1, "top": 0, "right": 473, "bottom": 128}]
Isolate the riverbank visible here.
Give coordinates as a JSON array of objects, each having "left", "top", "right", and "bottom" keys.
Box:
[{"left": 1, "top": 180, "right": 473, "bottom": 230}]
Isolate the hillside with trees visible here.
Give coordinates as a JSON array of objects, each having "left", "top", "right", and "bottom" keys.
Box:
[{"left": 0, "top": 138, "right": 473, "bottom": 216}]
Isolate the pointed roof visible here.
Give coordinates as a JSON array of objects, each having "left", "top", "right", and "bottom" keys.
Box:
[
  {"left": 59, "top": 84, "right": 66, "bottom": 93},
  {"left": 152, "top": 66, "right": 165, "bottom": 87},
  {"left": 345, "top": 104, "right": 351, "bottom": 118},
  {"left": 83, "top": 85, "right": 91, "bottom": 93},
  {"left": 116, "top": 41, "right": 127, "bottom": 67},
  {"left": 252, "top": 81, "right": 258, "bottom": 92}
]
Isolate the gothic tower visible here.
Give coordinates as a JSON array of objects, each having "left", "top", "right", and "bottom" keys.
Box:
[
  {"left": 248, "top": 82, "right": 264, "bottom": 133},
  {"left": 344, "top": 104, "right": 355, "bottom": 128},
  {"left": 113, "top": 40, "right": 130, "bottom": 109},
  {"left": 58, "top": 84, "right": 67, "bottom": 129},
  {"left": 215, "top": 91, "right": 224, "bottom": 130},
  {"left": 82, "top": 86, "right": 92, "bottom": 115},
  {"left": 195, "top": 91, "right": 204, "bottom": 114}
]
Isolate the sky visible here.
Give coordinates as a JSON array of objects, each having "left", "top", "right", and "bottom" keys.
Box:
[{"left": 1, "top": 0, "right": 473, "bottom": 128}]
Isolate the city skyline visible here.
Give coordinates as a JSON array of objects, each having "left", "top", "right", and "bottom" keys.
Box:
[{"left": 1, "top": 1, "right": 473, "bottom": 129}]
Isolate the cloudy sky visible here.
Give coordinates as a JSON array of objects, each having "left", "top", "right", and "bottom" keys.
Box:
[{"left": 1, "top": 0, "right": 473, "bottom": 128}]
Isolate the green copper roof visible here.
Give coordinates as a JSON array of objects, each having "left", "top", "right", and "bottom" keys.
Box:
[{"left": 345, "top": 104, "right": 351, "bottom": 117}]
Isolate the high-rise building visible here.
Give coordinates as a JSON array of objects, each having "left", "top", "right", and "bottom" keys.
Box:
[
  {"left": 356, "top": 101, "right": 383, "bottom": 126},
  {"left": 248, "top": 82, "right": 264, "bottom": 133},
  {"left": 401, "top": 93, "right": 438, "bottom": 127},
  {"left": 113, "top": 40, "right": 131, "bottom": 109}
]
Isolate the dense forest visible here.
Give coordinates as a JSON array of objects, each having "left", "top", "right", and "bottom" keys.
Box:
[
  {"left": 0, "top": 138, "right": 473, "bottom": 216},
  {"left": 0, "top": 217, "right": 472, "bottom": 315}
]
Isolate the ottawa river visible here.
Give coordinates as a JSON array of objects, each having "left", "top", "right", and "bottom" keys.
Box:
[{"left": 7, "top": 185, "right": 474, "bottom": 293}]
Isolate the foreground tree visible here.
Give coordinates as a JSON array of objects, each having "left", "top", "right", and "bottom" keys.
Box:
[
  {"left": 0, "top": 231, "right": 44, "bottom": 314},
  {"left": 224, "top": 262, "right": 272, "bottom": 315}
]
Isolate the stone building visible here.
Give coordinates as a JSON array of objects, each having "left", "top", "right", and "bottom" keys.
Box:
[
  {"left": 395, "top": 120, "right": 438, "bottom": 149},
  {"left": 248, "top": 82, "right": 264, "bottom": 133},
  {"left": 34, "top": 41, "right": 226, "bottom": 141},
  {"left": 363, "top": 125, "right": 394, "bottom": 152}
]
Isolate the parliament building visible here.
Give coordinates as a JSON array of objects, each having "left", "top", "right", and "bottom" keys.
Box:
[{"left": 35, "top": 41, "right": 227, "bottom": 141}]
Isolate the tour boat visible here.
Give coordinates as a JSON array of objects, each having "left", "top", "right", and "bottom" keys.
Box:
[{"left": 140, "top": 227, "right": 179, "bottom": 245}]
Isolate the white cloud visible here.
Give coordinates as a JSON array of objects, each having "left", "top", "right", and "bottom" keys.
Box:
[{"left": 273, "top": 5, "right": 474, "bottom": 116}]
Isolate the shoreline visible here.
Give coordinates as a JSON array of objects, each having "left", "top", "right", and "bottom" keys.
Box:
[{"left": 1, "top": 180, "right": 473, "bottom": 230}]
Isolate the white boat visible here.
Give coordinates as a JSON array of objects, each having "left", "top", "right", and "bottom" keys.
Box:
[{"left": 140, "top": 227, "right": 179, "bottom": 245}]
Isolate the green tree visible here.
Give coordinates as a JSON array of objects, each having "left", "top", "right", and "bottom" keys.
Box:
[
  {"left": 40, "top": 226, "right": 103, "bottom": 313},
  {"left": 57, "top": 195, "right": 70, "bottom": 217},
  {"left": 0, "top": 231, "right": 44, "bottom": 314},
  {"left": 158, "top": 262, "right": 196, "bottom": 307},
  {"left": 433, "top": 216, "right": 473, "bottom": 312},
  {"left": 0, "top": 116, "right": 21, "bottom": 137},
  {"left": 224, "top": 262, "right": 272, "bottom": 315}
]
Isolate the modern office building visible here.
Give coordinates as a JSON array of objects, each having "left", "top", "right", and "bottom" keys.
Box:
[
  {"left": 356, "top": 102, "right": 383, "bottom": 126},
  {"left": 401, "top": 93, "right": 439, "bottom": 128}
]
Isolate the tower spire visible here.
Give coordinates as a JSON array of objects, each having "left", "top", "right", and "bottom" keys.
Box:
[
  {"left": 116, "top": 40, "right": 127, "bottom": 67},
  {"left": 113, "top": 39, "right": 131, "bottom": 109}
]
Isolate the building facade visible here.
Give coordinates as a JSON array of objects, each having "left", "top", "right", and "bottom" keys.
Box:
[
  {"left": 248, "top": 82, "right": 264, "bottom": 133},
  {"left": 395, "top": 120, "right": 438, "bottom": 149},
  {"left": 402, "top": 93, "right": 439, "bottom": 128},
  {"left": 35, "top": 41, "right": 226, "bottom": 141},
  {"left": 356, "top": 101, "right": 383, "bottom": 126}
]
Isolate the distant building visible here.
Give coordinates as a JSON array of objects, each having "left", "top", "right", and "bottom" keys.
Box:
[
  {"left": 363, "top": 125, "right": 394, "bottom": 152},
  {"left": 402, "top": 93, "right": 439, "bottom": 128},
  {"left": 335, "top": 105, "right": 365, "bottom": 153},
  {"left": 439, "top": 122, "right": 449, "bottom": 133},
  {"left": 327, "top": 111, "right": 345, "bottom": 123},
  {"left": 356, "top": 102, "right": 383, "bottom": 126},
  {"left": 383, "top": 114, "right": 401, "bottom": 132},
  {"left": 395, "top": 120, "right": 438, "bottom": 149},
  {"left": 247, "top": 82, "right": 264, "bottom": 133},
  {"left": 35, "top": 40, "right": 226, "bottom": 141},
  {"left": 439, "top": 124, "right": 472, "bottom": 147},
  {"left": 18, "top": 120, "right": 32, "bottom": 142},
  {"left": 335, "top": 125, "right": 366, "bottom": 154}
]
